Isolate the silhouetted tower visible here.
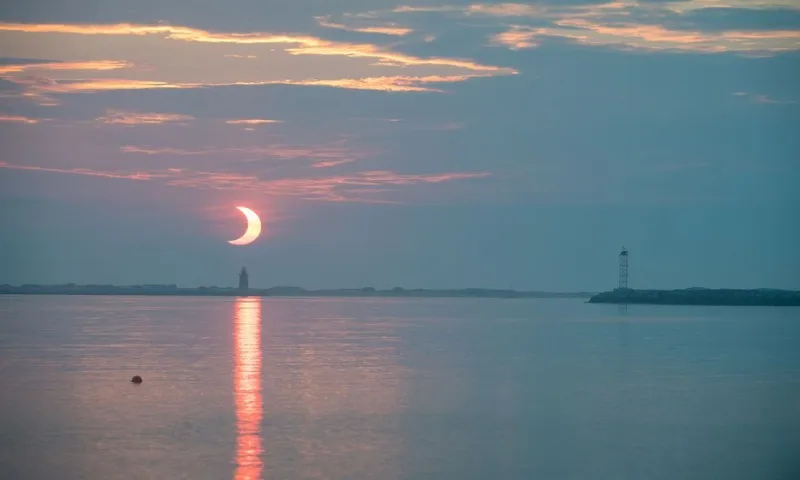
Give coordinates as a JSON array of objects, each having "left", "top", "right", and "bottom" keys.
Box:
[
  {"left": 618, "top": 247, "right": 629, "bottom": 289},
  {"left": 238, "top": 267, "right": 249, "bottom": 290}
]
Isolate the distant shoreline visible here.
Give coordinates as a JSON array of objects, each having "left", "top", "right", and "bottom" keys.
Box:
[
  {"left": 0, "top": 284, "right": 594, "bottom": 299},
  {"left": 589, "top": 288, "right": 800, "bottom": 307}
]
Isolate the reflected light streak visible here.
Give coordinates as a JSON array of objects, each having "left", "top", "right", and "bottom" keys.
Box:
[{"left": 233, "top": 298, "right": 263, "bottom": 480}]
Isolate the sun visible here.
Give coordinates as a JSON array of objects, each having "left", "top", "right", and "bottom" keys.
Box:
[{"left": 228, "top": 206, "right": 262, "bottom": 246}]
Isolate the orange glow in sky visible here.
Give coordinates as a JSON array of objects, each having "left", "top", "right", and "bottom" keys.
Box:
[{"left": 233, "top": 297, "right": 263, "bottom": 479}]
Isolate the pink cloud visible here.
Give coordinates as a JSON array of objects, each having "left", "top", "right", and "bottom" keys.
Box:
[
  {"left": 490, "top": 26, "right": 538, "bottom": 50},
  {"left": 0, "top": 24, "right": 518, "bottom": 107},
  {"left": 120, "top": 142, "right": 371, "bottom": 163},
  {"left": 317, "top": 17, "right": 413, "bottom": 36},
  {"left": 391, "top": 6, "right": 461, "bottom": 14},
  {"left": 224, "top": 119, "right": 282, "bottom": 125},
  {"left": 0, "top": 161, "right": 161, "bottom": 180},
  {"left": 0, "top": 114, "right": 42, "bottom": 124},
  {"left": 0, "top": 60, "right": 131, "bottom": 75},
  {"left": 487, "top": 17, "right": 800, "bottom": 54},
  {"left": 734, "top": 92, "right": 797, "bottom": 105},
  {"left": 96, "top": 110, "right": 195, "bottom": 125},
  {"left": 0, "top": 161, "right": 490, "bottom": 202},
  {"left": 313, "top": 159, "right": 357, "bottom": 168},
  {"left": 0, "top": 21, "right": 516, "bottom": 100},
  {"left": 372, "top": 3, "right": 800, "bottom": 54},
  {"left": 466, "top": 3, "right": 545, "bottom": 17},
  {"left": 4, "top": 73, "right": 509, "bottom": 100},
  {"left": 288, "top": 74, "right": 505, "bottom": 93}
]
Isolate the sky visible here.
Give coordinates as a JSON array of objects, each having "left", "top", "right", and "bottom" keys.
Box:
[{"left": 0, "top": 0, "right": 798, "bottom": 291}]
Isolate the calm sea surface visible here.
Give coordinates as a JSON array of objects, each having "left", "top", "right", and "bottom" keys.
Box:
[{"left": 0, "top": 295, "right": 798, "bottom": 480}]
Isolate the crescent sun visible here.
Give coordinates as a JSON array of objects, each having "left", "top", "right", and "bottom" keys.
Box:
[{"left": 228, "top": 206, "right": 262, "bottom": 246}]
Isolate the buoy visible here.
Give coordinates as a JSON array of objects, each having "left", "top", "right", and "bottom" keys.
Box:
[{"left": 131, "top": 375, "right": 143, "bottom": 384}]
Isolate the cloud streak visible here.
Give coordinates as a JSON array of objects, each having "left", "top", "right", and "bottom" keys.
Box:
[
  {"left": 317, "top": 17, "right": 413, "bottom": 36},
  {"left": 533, "top": 19, "right": 800, "bottom": 54},
  {"left": 0, "top": 161, "right": 158, "bottom": 180},
  {"left": 96, "top": 110, "right": 195, "bottom": 125},
  {"left": 224, "top": 118, "right": 281, "bottom": 125},
  {"left": 0, "top": 161, "right": 490, "bottom": 202},
  {"left": 376, "top": 2, "right": 800, "bottom": 54},
  {"left": 312, "top": 159, "right": 357, "bottom": 168},
  {"left": 734, "top": 91, "right": 798, "bottom": 105},
  {"left": 0, "top": 21, "right": 516, "bottom": 101},
  {"left": 490, "top": 26, "right": 539, "bottom": 50},
  {"left": 282, "top": 74, "right": 497, "bottom": 93},
  {"left": 0, "top": 114, "right": 41, "bottom": 124},
  {"left": 663, "top": 0, "right": 800, "bottom": 14},
  {"left": 119, "top": 141, "right": 374, "bottom": 164},
  {"left": 0, "top": 60, "right": 131, "bottom": 75}
]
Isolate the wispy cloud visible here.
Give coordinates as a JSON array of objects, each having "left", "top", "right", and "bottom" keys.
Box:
[
  {"left": 167, "top": 169, "right": 492, "bottom": 202},
  {"left": 734, "top": 91, "right": 797, "bottom": 105},
  {"left": 465, "top": 3, "right": 546, "bottom": 18},
  {"left": 317, "top": 17, "right": 413, "bottom": 36},
  {"left": 0, "top": 21, "right": 516, "bottom": 101},
  {"left": 0, "top": 114, "right": 41, "bottom": 124},
  {"left": 391, "top": 6, "right": 462, "bottom": 14},
  {"left": 663, "top": 0, "right": 800, "bottom": 14},
  {"left": 350, "top": 117, "right": 402, "bottom": 123},
  {"left": 120, "top": 145, "right": 204, "bottom": 156},
  {"left": 381, "top": 2, "right": 800, "bottom": 54},
  {"left": 403, "top": 0, "right": 800, "bottom": 19},
  {"left": 96, "top": 110, "right": 195, "bottom": 125},
  {"left": 286, "top": 74, "right": 502, "bottom": 93},
  {"left": 312, "top": 159, "right": 357, "bottom": 168},
  {"left": 120, "top": 141, "right": 373, "bottom": 164},
  {"left": 754, "top": 94, "right": 782, "bottom": 104},
  {"left": 224, "top": 118, "right": 282, "bottom": 125},
  {"left": 0, "top": 161, "right": 490, "bottom": 202},
  {"left": 0, "top": 60, "right": 131, "bottom": 75},
  {"left": 534, "top": 19, "right": 800, "bottom": 54},
  {"left": 490, "top": 26, "right": 538, "bottom": 50},
  {"left": 0, "top": 161, "right": 159, "bottom": 180},
  {"left": 10, "top": 76, "right": 467, "bottom": 97},
  {"left": 23, "top": 79, "right": 186, "bottom": 94}
]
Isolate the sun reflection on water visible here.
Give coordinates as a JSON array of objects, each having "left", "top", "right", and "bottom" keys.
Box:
[{"left": 233, "top": 297, "right": 263, "bottom": 480}]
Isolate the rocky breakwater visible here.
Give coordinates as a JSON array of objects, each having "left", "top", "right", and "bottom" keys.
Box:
[{"left": 588, "top": 288, "right": 800, "bottom": 306}]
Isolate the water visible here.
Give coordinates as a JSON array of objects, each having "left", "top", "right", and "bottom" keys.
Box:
[{"left": 0, "top": 296, "right": 798, "bottom": 480}]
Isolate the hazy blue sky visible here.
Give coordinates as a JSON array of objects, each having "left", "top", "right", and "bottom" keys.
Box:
[{"left": 0, "top": 0, "right": 798, "bottom": 291}]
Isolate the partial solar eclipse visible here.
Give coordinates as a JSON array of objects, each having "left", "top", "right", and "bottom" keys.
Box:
[{"left": 229, "top": 206, "right": 261, "bottom": 246}]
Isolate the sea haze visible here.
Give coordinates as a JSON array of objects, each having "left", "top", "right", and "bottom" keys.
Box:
[{"left": 0, "top": 296, "right": 798, "bottom": 480}]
